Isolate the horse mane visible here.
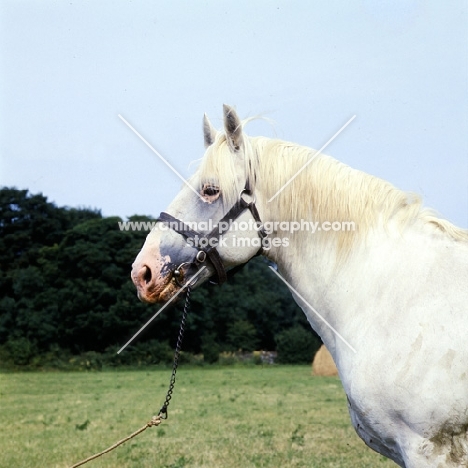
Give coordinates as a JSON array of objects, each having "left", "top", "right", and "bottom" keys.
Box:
[{"left": 197, "top": 122, "right": 468, "bottom": 257}]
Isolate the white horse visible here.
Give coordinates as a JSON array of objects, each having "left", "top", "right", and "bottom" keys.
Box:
[{"left": 131, "top": 105, "right": 468, "bottom": 467}]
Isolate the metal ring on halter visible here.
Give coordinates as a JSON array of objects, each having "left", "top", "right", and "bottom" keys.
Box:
[
  {"left": 196, "top": 250, "right": 207, "bottom": 263},
  {"left": 172, "top": 262, "right": 192, "bottom": 287},
  {"left": 239, "top": 188, "right": 256, "bottom": 204}
]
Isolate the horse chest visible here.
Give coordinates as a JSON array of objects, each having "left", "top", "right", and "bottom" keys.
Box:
[{"left": 346, "top": 393, "right": 404, "bottom": 465}]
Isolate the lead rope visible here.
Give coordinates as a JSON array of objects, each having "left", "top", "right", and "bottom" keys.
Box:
[
  {"left": 157, "top": 284, "right": 191, "bottom": 419},
  {"left": 70, "top": 285, "right": 192, "bottom": 468}
]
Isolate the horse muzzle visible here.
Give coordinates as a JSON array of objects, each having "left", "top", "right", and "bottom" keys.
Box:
[{"left": 131, "top": 255, "right": 204, "bottom": 303}]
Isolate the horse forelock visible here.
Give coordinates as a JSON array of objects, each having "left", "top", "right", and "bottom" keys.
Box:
[
  {"left": 197, "top": 128, "right": 258, "bottom": 209},
  {"left": 196, "top": 123, "right": 468, "bottom": 257}
]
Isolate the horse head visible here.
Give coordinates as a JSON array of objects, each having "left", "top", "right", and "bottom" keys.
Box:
[{"left": 131, "top": 105, "right": 266, "bottom": 303}]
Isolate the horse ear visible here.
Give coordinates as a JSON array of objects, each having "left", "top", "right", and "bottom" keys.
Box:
[
  {"left": 203, "top": 113, "right": 217, "bottom": 148},
  {"left": 223, "top": 104, "right": 243, "bottom": 152}
]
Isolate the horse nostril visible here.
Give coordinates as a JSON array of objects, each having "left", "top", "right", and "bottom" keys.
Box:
[{"left": 143, "top": 265, "right": 152, "bottom": 284}]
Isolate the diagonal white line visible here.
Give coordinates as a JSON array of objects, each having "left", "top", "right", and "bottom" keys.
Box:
[
  {"left": 267, "top": 115, "right": 356, "bottom": 203},
  {"left": 268, "top": 266, "right": 357, "bottom": 353},
  {"left": 118, "top": 114, "right": 204, "bottom": 201},
  {"left": 117, "top": 267, "right": 207, "bottom": 354}
]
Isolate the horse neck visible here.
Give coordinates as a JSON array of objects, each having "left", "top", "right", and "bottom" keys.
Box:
[
  {"left": 247, "top": 138, "right": 468, "bottom": 349},
  {"left": 263, "top": 213, "right": 463, "bottom": 356},
  {"left": 261, "top": 222, "right": 357, "bottom": 352}
]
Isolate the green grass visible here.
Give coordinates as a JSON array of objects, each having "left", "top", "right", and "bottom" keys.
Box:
[{"left": 0, "top": 366, "right": 396, "bottom": 467}]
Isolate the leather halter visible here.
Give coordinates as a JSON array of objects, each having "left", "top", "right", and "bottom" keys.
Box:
[{"left": 156, "top": 184, "right": 266, "bottom": 285}]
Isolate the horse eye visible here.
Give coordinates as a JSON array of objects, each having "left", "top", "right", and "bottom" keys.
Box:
[
  {"left": 204, "top": 187, "right": 219, "bottom": 196},
  {"left": 201, "top": 185, "right": 220, "bottom": 198}
]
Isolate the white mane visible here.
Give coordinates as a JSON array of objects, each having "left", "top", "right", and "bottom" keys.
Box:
[{"left": 197, "top": 122, "right": 468, "bottom": 257}]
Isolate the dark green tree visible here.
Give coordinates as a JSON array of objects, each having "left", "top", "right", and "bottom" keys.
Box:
[
  {"left": 275, "top": 326, "right": 322, "bottom": 364},
  {"left": 0, "top": 188, "right": 101, "bottom": 356}
]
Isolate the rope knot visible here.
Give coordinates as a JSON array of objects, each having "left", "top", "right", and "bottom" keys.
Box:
[{"left": 147, "top": 416, "right": 162, "bottom": 428}]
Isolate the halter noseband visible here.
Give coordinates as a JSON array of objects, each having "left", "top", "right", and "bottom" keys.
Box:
[{"left": 156, "top": 183, "right": 266, "bottom": 286}]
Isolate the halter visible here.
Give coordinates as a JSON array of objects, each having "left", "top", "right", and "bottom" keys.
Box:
[{"left": 156, "top": 182, "right": 267, "bottom": 286}]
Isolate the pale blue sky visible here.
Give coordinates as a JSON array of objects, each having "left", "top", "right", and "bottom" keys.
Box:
[{"left": 1, "top": 0, "right": 467, "bottom": 227}]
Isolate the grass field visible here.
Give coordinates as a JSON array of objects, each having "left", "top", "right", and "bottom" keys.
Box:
[{"left": 0, "top": 366, "right": 396, "bottom": 467}]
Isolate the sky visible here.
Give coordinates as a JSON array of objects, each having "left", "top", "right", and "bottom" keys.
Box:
[{"left": 1, "top": 0, "right": 467, "bottom": 227}]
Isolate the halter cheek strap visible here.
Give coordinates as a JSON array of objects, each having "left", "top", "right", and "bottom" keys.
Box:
[{"left": 156, "top": 186, "right": 267, "bottom": 285}]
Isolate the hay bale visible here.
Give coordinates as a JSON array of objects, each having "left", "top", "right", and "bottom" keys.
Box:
[{"left": 312, "top": 345, "right": 338, "bottom": 377}]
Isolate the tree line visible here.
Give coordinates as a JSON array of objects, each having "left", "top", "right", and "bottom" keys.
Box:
[{"left": 0, "top": 188, "right": 321, "bottom": 368}]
